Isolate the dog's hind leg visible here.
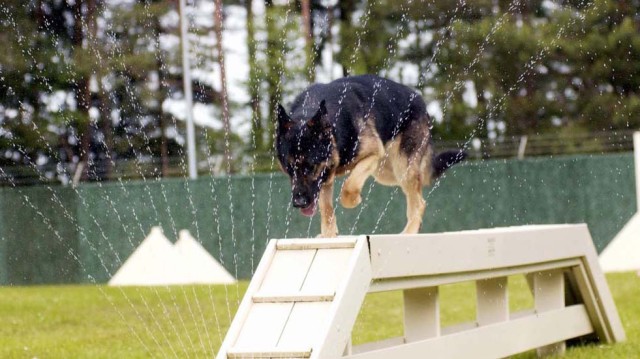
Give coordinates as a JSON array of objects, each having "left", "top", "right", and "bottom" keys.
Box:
[
  {"left": 400, "top": 177, "right": 426, "bottom": 234},
  {"left": 319, "top": 180, "right": 338, "bottom": 237},
  {"left": 400, "top": 173, "right": 426, "bottom": 234},
  {"left": 340, "top": 155, "right": 380, "bottom": 209},
  {"left": 392, "top": 153, "right": 426, "bottom": 234}
]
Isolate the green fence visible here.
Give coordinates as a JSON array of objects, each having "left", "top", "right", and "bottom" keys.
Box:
[{"left": 0, "top": 153, "right": 636, "bottom": 285}]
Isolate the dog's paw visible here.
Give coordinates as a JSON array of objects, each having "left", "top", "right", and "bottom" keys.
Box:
[{"left": 340, "top": 189, "right": 362, "bottom": 209}]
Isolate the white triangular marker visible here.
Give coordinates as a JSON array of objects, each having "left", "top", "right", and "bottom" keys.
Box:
[
  {"left": 600, "top": 213, "right": 640, "bottom": 272},
  {"left": 174, "top": 229, "right": 237, "bottom": 284},
  {"left": 108, "top": 227, "right": 188, "bottom": 286},
  {"left": 109, "top": 227, "right": 237, "bottom": 286},
  {"left": 599, "top": 132, "right": 640, "bottom": 273}
]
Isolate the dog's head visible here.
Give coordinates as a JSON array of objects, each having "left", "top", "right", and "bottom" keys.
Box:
[{"left": 275, "top": 100, "right": 334, "bottom": 217}]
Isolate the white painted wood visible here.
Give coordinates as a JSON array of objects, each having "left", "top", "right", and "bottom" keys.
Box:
[
  {"left": 572, "top": 260, "right": 627, "bottom": 343},
  {"left": 312, "top": 236, "right": 372, "bottom": 359},
  {"left": 218, "top": 236, "right": 370, "bottom": 359},
  {"left": 353, "top": 307, "right": 559, "bottom": 356},
  {"left": 343, "top": 338, "right": 353, "bottom": 355},
  {"left": 216, "top": 240, "right": 278, "bottom": 359},
  {"left": 370, "top": 258, "right": 580, "bottom": 292},
  {"left": 259, "top": 249, "right": 316, "bottom": 294},
  {"left": 276, "top": 237, "right": 358, "bottom": 250},
  {"left": 301, "top": 248, "right": 355, "bottom": 295},
  {"left": 441, "top": 321, "right": 479, "bottom": 335},
  {"left": 532, "top": 270, "right": 564, "bottom": 311},
  {"left": 476, "top": 277, "right": 509, "bottom": 326},
  {"left": 573, "top": 263, "right": 611, "bottom": 342},
  {"left": 352, "top": 337, "right": 405, "bottom": 354},
  {"left": 218, "top": 225, "right": 626, "bottom": 359},
  {"left": 226, "top": 348, "right": 311, "bottom": 358},
  {"left": 403, "top": 287, "right": 440, "bottom": 341},
  {"left": 233, "top": 303, "right": 293, "bottom": 349},
  {"left": 509, "top": 308, "right": 536, "bottom": 320},
  {"left": 580, "top": 238, "right": 627, "bottom": 342},
  {"left": 533, "top": 269, "right": 566, "bottom": 356},
  {"left": 252, "top": 292, "right": 334, "bottom": 303},
  {"left": 279, "top": 302, "right": 333, "bottom": 349},
  {"left": 345, "top": 305, "right": 593, "bottom": 359},
  {"left": 343, "top": 339, "right": 353, "bottom": 356},
  {"left": 369, "top": 224, "right": 591, "bottom": 279}
]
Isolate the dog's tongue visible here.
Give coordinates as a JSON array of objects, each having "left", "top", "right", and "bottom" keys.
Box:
[{"left": 300, "top": 203, "right": 317, "bottom": 217}]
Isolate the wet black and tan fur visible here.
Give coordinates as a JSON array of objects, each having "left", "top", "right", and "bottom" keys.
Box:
[{"left": 276, "top": 74, "right": 465, "bottom": 237}]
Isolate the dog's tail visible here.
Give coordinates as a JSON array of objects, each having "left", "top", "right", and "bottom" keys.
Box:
[{"left": 432, "top": 149, "right": 467, "bottom": 179}]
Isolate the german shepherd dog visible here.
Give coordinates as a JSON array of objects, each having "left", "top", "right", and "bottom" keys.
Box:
[{"left": 276, "top": 75, "right": 465, "bottom": 237}]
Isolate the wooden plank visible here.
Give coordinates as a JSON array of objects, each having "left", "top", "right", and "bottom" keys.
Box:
[
  {"left": 278, "top": 302, "right": 333, "bottom": 349},
  {"left": 352, "top": 311, "right": 560, "bottom": 358},
  {"left": 343, "top": 339, "right": 352, "bottom": 356},
  {"left": 252, "top": 292, "right": 335, "bottom": 303},
  {"left": 441, "top": 321, "right": 478, "bottom": 335},
  {"left": 432, "top": 309, "right": 538, "bottom": 337},
  {"left": 369, "top": 224, "right": 590, "bottom": 280},
  {"left": 533, "top": 269, "right": 565, "bottom": 356},
  {"left": 344, "top": 305, "right": 594, "bottom": 359},
  {"left": 352, "top": 337, "right": 405, "bottom": 354},
  {"left": 259, "top": 249, "right": 316, "bottom": 294},
  {"left": 233, "top": 303, "right": 294, "bottom": 349},
  {"left": 312, "top": 236, "right": 372, "bottom": 359},
  {"left": 301, "top": 248, "right": 354, "bottom": 294},
  {"left": 216, "top": 240, "right": 278, "bottom": 359},
  {"left": 276, "top": 237, "right": 358, "bottom": 250},
  {"left": 476, "top": 277, "right": 508, "bottom": 326},
  {"left": 579, "top": 241, "right": 627, "bottom": 342},
  {"left": 353, "top": 309, "right": 550, "bottom": 353},
  {"left": 370, "top": 258, "right": 580, "bottom": 293},
  {"left": 226, "top": 348, "right": 311, "bottom": 358},
  {"left": 403, "top": 287, "right": 440, "bottom": 341},
  {"left": 572, "top": 262, "right": 624, "bottom": 344}
]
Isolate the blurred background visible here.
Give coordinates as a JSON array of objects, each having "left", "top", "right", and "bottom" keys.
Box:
[{"left": 1, "top": 0, "right": 639, "bottom": 185}]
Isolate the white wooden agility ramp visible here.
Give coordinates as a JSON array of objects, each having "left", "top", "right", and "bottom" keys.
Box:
[{"left": 217, "top": 224, "right": 625, "bottom": 359}]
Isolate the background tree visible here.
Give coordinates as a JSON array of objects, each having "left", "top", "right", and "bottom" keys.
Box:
[
  {"left": 2, "top": 0, "right": 640, "bottom": 184},
  {"left": 246, "top": 0, "right": 264, "bottom": 155}
]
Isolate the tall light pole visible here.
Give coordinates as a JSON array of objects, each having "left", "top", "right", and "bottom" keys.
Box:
[{"left": 179, "top": 0, "right": 197, "bottom": 179}]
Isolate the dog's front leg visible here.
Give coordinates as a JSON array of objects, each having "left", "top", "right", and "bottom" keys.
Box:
[
  {"left": 340, "top": 155, "right": 380, "bottom": 208},
  {"left": 318, "top": 180, "right": 338, "bottom": 237}
]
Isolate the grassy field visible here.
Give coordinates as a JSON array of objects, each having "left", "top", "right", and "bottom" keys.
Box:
[{"left": 1, "top": 273, "right": 637, "bottom": 358}]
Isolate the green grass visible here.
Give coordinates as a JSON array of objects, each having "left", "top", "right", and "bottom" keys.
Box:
[{"left": 1, "top": 273, "right": 638, "bottom": 358}]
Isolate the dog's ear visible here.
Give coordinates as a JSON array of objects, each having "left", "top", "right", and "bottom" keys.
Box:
[
  {"left": 277, "top": 103, "right": 293, "bottom": 133},
  {"left": 307, "top": 100, "right": 330, "bottom": 132}
]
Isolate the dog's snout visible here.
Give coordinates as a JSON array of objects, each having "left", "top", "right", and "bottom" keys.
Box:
[{"left": 292, "top": 194, "right": 310, "bottom": 208}]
